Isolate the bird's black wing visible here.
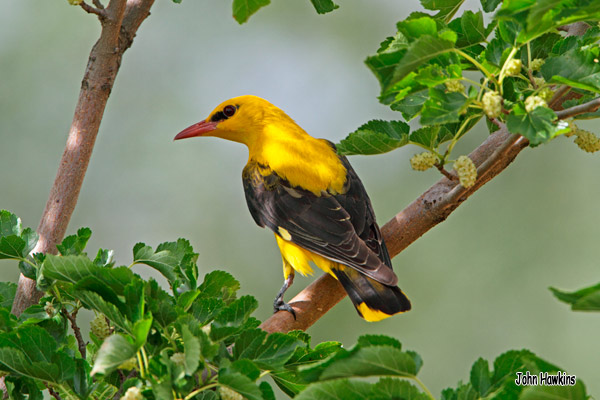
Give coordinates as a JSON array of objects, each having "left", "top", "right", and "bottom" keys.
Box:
[{"left": 242, "top": 156, "right": 397, "bottom": 286}]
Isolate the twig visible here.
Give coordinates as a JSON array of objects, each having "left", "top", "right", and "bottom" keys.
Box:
[
  {"left": 80, "top": 1, "right": 107, "bottom": 18},
  {"left": 63, "top": 307, "right": 86, "bottom": 359},
  {"left": 11, "top": 0, "right": 156, "bottom": 318},
  {"left": 45, "top": 384, "right": 62, "bottom": 400},
  {"left": 114, "top": 369, "right": 138, "bottom": 400},
  {"left": 435, "top": 162, "right": 456, "bottom": 181},
  {"left": 260, "top": 124, "right": 529, "bottom": 333},
  {"left": 555, "top": 97, "right": 600, "bottom": 119},
  {"left": 548, "top": 85, "right": 570, "bottom": 109},
  {"left": 92, "top": 0, "right": 105, "bottom": 8}
]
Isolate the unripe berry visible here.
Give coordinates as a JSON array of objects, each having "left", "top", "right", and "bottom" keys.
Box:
[
  {"left": 482, "top": 91, "right": 502, "bottom": 119},
  {"left": 67, "top": 0, "right": 83, "bottom": 4},
  {"left": 538, "top": 87, "right": 554, "bottom": 102},
  {"left": 122, "top": 386, "right": 143, "bottom": 400},
  {"left": 410, "top": 152, "right": 437, "bottom": 171},
  {"left": 453, "top": 156, "right": 477, "bottom": 188},
  {"left": 90, "top": 314, "right": 110, "bottom": 341},
  {"left": 533, "top": 77, "right": 545, "bottom": 89},
  {"left": 525, "top": 95, "right": 547, "bottom": 112},
  {"left": 565, "top": 121, "right": 578, "bottom": 138},
  {"left": 219, "top": 386, "right": 244, "bottom": 400},
  {"left": 530, "top": 58, "right": 545, "bottom": 71},
  {"left": 445, "top": 80, "right": 465, "bottom": 93},
  {"left": 574, "top": 130, "right": 600, "bottom": 153},
  {"left": 505, "top": 59, "right": 522, "bottom": 76}
]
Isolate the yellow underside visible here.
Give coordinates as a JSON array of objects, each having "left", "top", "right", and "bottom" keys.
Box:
[{"left": 274, "top": 232, "right": 394, "bottom": 322}]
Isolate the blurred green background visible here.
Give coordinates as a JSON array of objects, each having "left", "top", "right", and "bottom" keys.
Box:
[{"left": 1, "top": 0, "right": 599, "bottom": 396}]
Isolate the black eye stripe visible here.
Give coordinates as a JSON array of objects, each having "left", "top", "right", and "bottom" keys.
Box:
[
  {"left": 210, "top": 104, "right": 239, "bottom": 122},
  {"left": 210, "top": 111, "right": 227, "bottom": 122}
]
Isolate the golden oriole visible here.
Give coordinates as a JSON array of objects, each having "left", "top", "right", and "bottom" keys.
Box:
[{"left": 174, "top": 95, "right": 411, "bottom": 321}]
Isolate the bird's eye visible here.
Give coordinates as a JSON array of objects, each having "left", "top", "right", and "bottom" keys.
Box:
[{"left": 223, "top": 105, "right": 236, "bottom": 117}]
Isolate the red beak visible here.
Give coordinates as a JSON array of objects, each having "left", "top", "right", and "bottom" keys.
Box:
[{"left": 174, "top": 120, "right": 218, "bottom": 140}]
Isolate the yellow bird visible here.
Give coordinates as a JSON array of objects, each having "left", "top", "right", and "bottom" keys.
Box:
[{"left": 174, "top": 95, "right": 411, "bottom": 321}]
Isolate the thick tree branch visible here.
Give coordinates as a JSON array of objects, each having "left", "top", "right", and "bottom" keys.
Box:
[
  {"left": 260, "top": 124, "right": 529, "bottom": 333},
  {"left": 11, "top": 0, "right": 155, "bottom": 317},
  {"left": 555, "top": 97, "right": 600, "bottom": 120}
]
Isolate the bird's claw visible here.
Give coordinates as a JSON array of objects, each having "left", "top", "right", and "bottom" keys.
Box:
[{"left": 273, "top": 299, "right": 296, "bottom": 320}]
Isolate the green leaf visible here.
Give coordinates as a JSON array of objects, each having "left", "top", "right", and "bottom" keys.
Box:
[
  {"left": 93, "top": 248, "right": 115, "bottom": 268},
  {"left": 0, "top": 210, "right": 21, "bottom": 237},
  {"left": 506, "top": 105, "right": 568, "bottom": 146},
  {"left": 449, "top": 10, "right": 488, "bottom": 48},
  {"left": 132, "top": 242, "right": 178, "bottom": 283},
  {"left": 295, "top": 379, "right": 373, "bottom": 400},
  {"left": 0, "top": 214, "right": 37, "bottom": 260},
  {"left": 420, "top": 88, "right": 472, "bottom": 125},
  {"left": 199, "top": 270, "right": 240, "bottom": 303},
  {"left": 0, "top": 282, "right": 16, "bottom": 309},
  {"left": 75, "top": 290, "right": 132, "bottom": 334},
  {"left": 371, "top": 378, "right": 429, "bottom": 400},
  {"left": 480, "top": 0, "right": 502, "bottom": 12},
  {"left": 541, "top": 48, "right": 600, "bottom": 94},
  {"left": 218, "top": 370, "right": 264, "bottom": 400},
  {"left": 397, "top": 16, "right": 438, "bottom": 40},
  {"left": 309, "top": 0, "right": 339, "bottom": 14},
  {"left": 91, "top": 334, "right": 138, "bottom": 376},
  {"left": 210, "top": 295, "right": 258, "bottom": 341},
  {"left": 391, "top": 35, "right": 457, "bottom": 86},
  {"left": 259, "top": 381, "right": 276, "bottom": 400},
  {"left": 234, "top": 330, "right": 304, "bottom": 369},
  {"left": 191, "top": 297, "right": 225, "bottom": 325},
  {"left": 336, "top": 120, "right": 410, "bottom": 156},
  {"left": 391, "top": 89, "right": 430, "bottom": 120},
  {"left": 520, "top": 379, "right": 587, "bottom": 400},
  {"left": 420, "top": 0, "right": 465, "bottom": 21},
  {"left": 550, "top": 283, "right": 600, "bottom": 311},
  {"left": 232, "top": 0, "right": 270, "bottom": 24},
  {"left": 0, "top": 326, "right": 75, "bottom": 384},
  {"left": 181, "top": 326, "right": 200, "bottom": 375},
  {"left": 470, "top": 358, "right": 491, "bottom": 395},
  {"left": 56, "top": 227, "right": 91, "bottom": 256},
  {"left": 300, "top": 342, "right": 418, "bottom": 384},
  {"left": 409, "top": 126, "right": 449, "bottom": 149}
]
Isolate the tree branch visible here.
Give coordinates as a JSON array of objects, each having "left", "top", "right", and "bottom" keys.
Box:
[
  {"left": 11, "top": 0, "right": 155, "bottom": 317},
  {"left": 80, "top": 1, "right": 107, "bottom": 18},
  {"left": 260, "top": 124, "right": 529, "bottom": 333},
  {"left": 555, "top": 97, "right": 600, "bottom": 120}
]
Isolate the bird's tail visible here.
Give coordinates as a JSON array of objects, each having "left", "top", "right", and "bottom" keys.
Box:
[{"left": 331, "top": 265, "right": 411, "bottom": 322}]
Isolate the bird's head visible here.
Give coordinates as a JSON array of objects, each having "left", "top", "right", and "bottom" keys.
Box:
[{"left": 174, "top": 95, "right": 288, "bottom": 146}]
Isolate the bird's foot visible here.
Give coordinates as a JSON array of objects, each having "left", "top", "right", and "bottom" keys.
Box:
[{"left": 273, "top": 298, "right": 296, "bottom": 320}]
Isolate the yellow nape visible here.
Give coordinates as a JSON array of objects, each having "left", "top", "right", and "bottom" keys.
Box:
[
  {"left": 204, "top": 95, "right": 347, "bottom": 195},
  {"left": 356, "top": 303, "right": 394, "bottom": 322},
  {"left": 275, "top": 233, "right": 336, "bottom": 278}
]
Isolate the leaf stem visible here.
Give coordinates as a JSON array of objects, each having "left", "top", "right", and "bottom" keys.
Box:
[
  {"left": 454, "top": 49, "right": 498, "bottom": 86},
  {"left": 413, "top": 376, "right": 436, "bottom": 400},
  {"left": 498, "top": 47, "right": 519, "bottom": 90},
  {"left": 184, "top": 383, "right": 218, "bottom": 400}
]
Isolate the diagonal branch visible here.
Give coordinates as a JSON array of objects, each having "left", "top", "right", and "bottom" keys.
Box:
[
  {"left": 555, "top": 97, "right": 600, "bottom": 120},
  {"left": 260, "top": 124, "right": 529, "bottom": 333},
  {"left": 11, "top": 0, "right": 155, "bottom": 317}
]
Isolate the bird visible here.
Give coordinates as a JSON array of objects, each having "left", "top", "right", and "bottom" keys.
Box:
[{"left": 174, "top": 95, "right": 411, "bottom": 321}]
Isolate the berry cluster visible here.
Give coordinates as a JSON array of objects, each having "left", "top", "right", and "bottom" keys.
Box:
[
  {"left": 410, "top": 152, "right": 437, "bottom": 171},
  {"left": 482, "top": 91, "right": 503, "bottom": 118},
  {"left": 90, "top": 314, "right": 111, "bottom": 340},
  {"left": 453, "top": 156, "right": 477, "bottom": 188}
]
